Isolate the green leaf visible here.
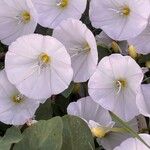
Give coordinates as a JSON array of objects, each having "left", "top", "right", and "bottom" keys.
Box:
[
  {"left": 35, "top": 99, "right": 53, "bottom": 120},
  {"left": 52, "top": 95, "right": 70, "bottom": 116},
  {"left": 14, "top": 117, "right": 63, "bottom": 150},
  {"left": 0, "top": 126, "right": 22, "bottom": 150},
  {"left": 138, "top": 54, "right": 150, "bottom": 64},
  {"left": 61, "top": 115, "right": 95, "bottom": 150},
  {"left": 62, "top": 82, "right": 74, "bottom": 98},
  {"left": 110, "top": 112, "right": 150, "bottom": 149},
  {"left": 0, "top": 122, "right": 11, "bottom": 136},
  {"left": 97, "top": 45, "right": 111, "bottom": 61}
]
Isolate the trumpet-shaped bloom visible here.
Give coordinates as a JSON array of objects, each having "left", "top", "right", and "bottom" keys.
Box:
[
  {"left": 88, "top": 54, "right": 143, "bottom": 121},
  {"left": 136, "top": 84, "right": 150, "bottom": 118},
  {"left": 67, "top": 96, "right": 112, "bottom": 127},
  {"left": 0, "top": 0, "right": 38, "bottom": 45},
  {"left": 128, "top": 23, "right": 150, "bottom": 54},
  {"left": 89, "top": 0, "right": 150, "bottom": 41},
  {"left": 114, "top": 134, "right": 150, "bottom": 150},
  {"left": 53, "top": 19, "right": 98, "bottom": 82},
  {"left": 32, "top": 0, "right": 87, "bottom": 28},
  {"left": 67, "top": 96, "right": 138, "bottom": 150},
  {"left": 0, "top": 70, "right": 40, "bottom": 125},
  {"left": 96, "top": 118, "right": 138, "bottom": 150},
  {"left": 5, "top": 34, "right": 73, "bottom": 100}
]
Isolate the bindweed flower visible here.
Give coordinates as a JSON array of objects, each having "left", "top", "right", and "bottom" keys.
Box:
[
  {"left": 88, "top": 54, "right": 143, "bottom": 121},
  {"left": 67, "top": 96, "right": 138, "bottom": 150},
  {"left": 128, "top": 23, "right": 150, "bottom": 54},
  {"left": 0, "top": 0, "right": 38, "bottom": 45},
  {"left": 0, "top": 70, "right": 40, "bottom": 125},
  {"left": 53, "top": 19, "right": 98, "bottom": 82},
  {"left": 5, "top": 34, "right": 73, "bottom": 100},
  {"left": 136, "top": 84, "right": 150, "bottom": 118},
  {"left": 32, "top": 0, "right": 87, "bottom": 28},
  {"left": 114, "top": 134, "right": 150, "bottom": 150},
  {"left": 67, "top": 96, "right": 112, "bottom": 127},
  {"left": 96, "top": 118, "right": 138, "bottom": 150},
  {"left": 89, "top": 0, "right": 150, "bottom": 41}
]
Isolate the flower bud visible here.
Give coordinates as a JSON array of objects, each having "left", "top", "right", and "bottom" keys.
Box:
[
  {"left": 145, "top": 61, "right": 150, "bottom": 68},
  {"left": 111, "top": 41, "right": 121, "bottom": 53},
  {"left": 128, "top": 45, "right": 138, "bottom": 59},
  {"left": 91, "top": 127, "right": 107, "bottom": 138}
]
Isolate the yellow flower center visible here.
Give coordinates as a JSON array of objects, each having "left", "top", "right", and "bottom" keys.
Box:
[
  {"left": 83, "top": 43, "right": 91, "bottom": 51},
  {"left": 21, "top": 11, "right": 31, "bottom": 23},
  {"left": 12, "top": 94, "right": 24, "bottom": 104},
  {"left": 115, "top": 79, "right": 127, "bottom": 94},
  {"left": 91, "top": 127, "right": 107, "bottom": 138},
  {"left": 57, "top": 0, "right": 68, "bottom": 8},
  {"left": 117, "top": 79, "right": 127, "bottom": 89},
  {"left": 39, "top": 53, "right": 51, "bottom": 64},
  {"left": 121, "top": 6, "right": 130, "bottom": 16}
]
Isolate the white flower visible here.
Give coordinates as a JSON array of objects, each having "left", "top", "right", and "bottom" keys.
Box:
[
  {"left": 5, "top": 34, "right": 73, "bottom": 100},
  {"left": 88, "top": 54, "right": 143, "bottom": 121},
  {"left": 0, "top": 70, "right": 40, "bottom": 125},
  {"left": 97, "top": 118, "right": 138, "bottom": 150},
  {"left": 53, "top": 19, "right": 98, "bottom": 82},
  {"left": 32, "top": 0, "right": 87, "bottom": 28},
  {"left": 91, "top": 119, "right": 138, "bottom": 150},
  {"left": 128, "top": 23, "right": 150, "bottom": 54},
  {"left": 136, "top": 84, "right": 150, "bottom": 118},
  {"left": 67, "top": 96, "right": 138, "bottom": 150},
  {"left": 67, "top": 96, "right": 112, "bottom": 127},
  {"left": 89, "top": 0, "right": 150, "bottom": 41},
  {"left": 114, "top": 134, "right": 150, "bottom": 150},
  {"left": 0, "top": 0, "right": 38, "bottom": 45}
]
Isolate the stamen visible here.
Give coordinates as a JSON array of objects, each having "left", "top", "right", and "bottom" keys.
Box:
[
  {"left": 40, "top": 53, "right": 50, "bottom": 64},
  {"left": 38, "top": 53, "right": 51, "bottom": 69},
  {"left": 115, "top": 79, "right": 127, "bottom": 94},
  {"left": 121, "top": 6, "right": 130, "bottom": 16},
  {"left": 21, "top": 11, "right": 31, "bottom": 23},
  {"left": 118, "top": 79, "right": 126, "bottom": 88},
  {"left": 83, "top": 43, "right": 91, "bottom": 52},
  {"left": 70, "top": 43, "right": 90, "bottom": 58},
  {"left": 108, "top": 6, "right": 131, "bottom": 16},
  {"left": 108, "top": 8, "right": 120, "bottom": 14},
  {"left": 12, "top": 94, "right": 24, "bottom": 104},
  {"left": 57, "top": 0, "right": 68, "bottom": 8}
]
